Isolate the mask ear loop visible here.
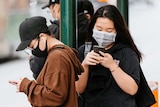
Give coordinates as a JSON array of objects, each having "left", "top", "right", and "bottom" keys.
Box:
[{"left": 39, "top": 36, "right": 47, "bottom": 51}]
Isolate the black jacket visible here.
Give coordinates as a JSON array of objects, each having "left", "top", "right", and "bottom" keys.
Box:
[
  {"left": 78, "top": 43, "right": 156, "bottom": 107},
  {"left": 49, "top": 20, "right": 59, "bottom": 39}
]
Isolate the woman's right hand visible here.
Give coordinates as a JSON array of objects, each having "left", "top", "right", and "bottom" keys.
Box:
[
  {"left": 76, "top": 50, "right": 100, "bottom": 93},
  {"left": 82, "top": 50, "right": 100, "bottom": 67}
]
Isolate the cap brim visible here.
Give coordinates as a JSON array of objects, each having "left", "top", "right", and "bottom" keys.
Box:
[
  {"left": 16, "top": 40, "right": 32, "bottom": 51},
  {"left": 42, "top": 3, "right": 50, "bottom": 9}
]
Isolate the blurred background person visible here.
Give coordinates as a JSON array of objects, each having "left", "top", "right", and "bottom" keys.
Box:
[
  {"left": 77, "top": 0, "right": 94, "bottom": 47},
  {"left": 42, "top": 0, "right": 60, "bottom": 39}
]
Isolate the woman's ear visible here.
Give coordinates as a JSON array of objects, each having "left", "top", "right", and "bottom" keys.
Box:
[{"left": 39, "top": 34, "right": 47, "bottom": 51}]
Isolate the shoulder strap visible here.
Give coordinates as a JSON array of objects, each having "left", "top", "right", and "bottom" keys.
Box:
[
  {"left": 50, "top": 45, "right": 83, "bottom": 81},
  {"left": 84, "top": 42, "right": 92, "bottom": 57}
]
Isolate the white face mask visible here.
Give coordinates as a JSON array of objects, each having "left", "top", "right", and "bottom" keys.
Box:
[
  {"left": 92, "top": 29, "right": 116, "bottom": 47},
  {"left": 43, "top": 8, "right": 55, "bottom": 23},
  {"left": 45, "top": 8, "right": 59, "bottom": 22}
]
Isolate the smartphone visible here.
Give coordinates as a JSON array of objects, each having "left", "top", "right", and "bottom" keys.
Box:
[
  {"left": 24, "top": 49, "right": 32, "bottom": 56},
  {"left": 93, "top": 45, "right": 105, "bottom": 54},
  {"left": 9, "top": 81, "right": 17, "bottom": 86}
]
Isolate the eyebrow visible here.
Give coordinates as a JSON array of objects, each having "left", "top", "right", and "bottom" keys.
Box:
[
  {"left": 107, "top": 28, "right": 115, "bottom": 30},
  {"left": 96, "top": 25, "right": 115, "bottom": 30}
]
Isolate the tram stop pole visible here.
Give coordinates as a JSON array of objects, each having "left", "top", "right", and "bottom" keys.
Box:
[
  {"left": 117, "top": 0, "right": 128, "bottom": 26},
  {"left": 60, "top": 0, "right": 76, "bottom": 48}
]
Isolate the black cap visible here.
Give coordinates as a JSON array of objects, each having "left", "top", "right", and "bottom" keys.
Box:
[
  {"left": 77, "top": 0, "right": 94, "bottom": 17},
  {"left": 16, "top": 16, "right": 48, "bottom": 51},
  {"left": 42, "top": 0, "right": 60, "bottom": 9}
]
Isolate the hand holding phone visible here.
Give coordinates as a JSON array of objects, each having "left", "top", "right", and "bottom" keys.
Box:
[{"left": 9, "top": 78, "right": 24, "bottom": 92}]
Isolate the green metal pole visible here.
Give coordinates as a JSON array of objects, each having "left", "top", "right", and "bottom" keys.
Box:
[
  {"left": 117, "top": 0, "right": 128, "bottom": 26},
  {"left": 60, "top": 0, "right": 76, "bottom": 48}
]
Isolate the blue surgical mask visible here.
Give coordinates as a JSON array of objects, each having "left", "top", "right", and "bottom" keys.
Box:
[{"left": 92, "top": 29, "right": 116, "bottom": 47}]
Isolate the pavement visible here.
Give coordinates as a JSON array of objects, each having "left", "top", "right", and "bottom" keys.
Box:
[{"left": 0, "top": 58, "right": 33, "bottom": 107}]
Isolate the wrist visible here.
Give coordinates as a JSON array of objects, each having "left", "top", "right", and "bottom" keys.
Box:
[
  {"left": 82, "top": 62, "right": 89, "bottom": 69},
  {"left": 109, "top": 65, "right": 119, "bottom": 72}
]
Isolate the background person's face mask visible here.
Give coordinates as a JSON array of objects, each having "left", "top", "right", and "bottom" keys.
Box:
[
  {"left": 43, "top": 8, "right": 55, "bottom": 23},
  {"left": 92, "top": 29, "right": 116, "bottom": 47}
]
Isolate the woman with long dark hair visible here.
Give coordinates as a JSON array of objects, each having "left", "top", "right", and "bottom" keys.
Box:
[{"left": 76, "top": 5, "right": 155, "bottom": 107}]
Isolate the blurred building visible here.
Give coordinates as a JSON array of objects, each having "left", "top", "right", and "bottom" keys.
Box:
[{"left": 0, "top": 0, "right": 47, "bottom": 59}]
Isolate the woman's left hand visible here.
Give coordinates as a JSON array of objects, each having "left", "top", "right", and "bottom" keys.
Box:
[{"left": 99, "top": 51, "right": 117, "bottom": 69}]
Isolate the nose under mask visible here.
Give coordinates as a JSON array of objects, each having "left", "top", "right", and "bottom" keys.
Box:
[{"left": 92, "top": 29, "right": 116, "bottom": 47}]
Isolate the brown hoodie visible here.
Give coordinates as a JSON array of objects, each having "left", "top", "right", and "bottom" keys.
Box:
[{"left": 19, "top": 44, "right": 84, "bottom": 107}]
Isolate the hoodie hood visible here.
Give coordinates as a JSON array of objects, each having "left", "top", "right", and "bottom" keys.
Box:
[
  {"left": 69, "top": 47, "right": 84, "bottom": 81},
  {"left": 49, "top": 44, "right": 84, "bottom": 81}
]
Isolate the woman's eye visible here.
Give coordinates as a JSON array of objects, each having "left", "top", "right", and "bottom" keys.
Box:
[
  {"left": 107, "top": 30, "right": 114, "bottom": 33},
  {"left": 97, "top": 29, "right": 102, "bottom": 31}
]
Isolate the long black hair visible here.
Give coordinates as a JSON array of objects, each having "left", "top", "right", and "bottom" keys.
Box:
[{"left": 86, "top": 5, "right": 142, "bottom": 61}]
